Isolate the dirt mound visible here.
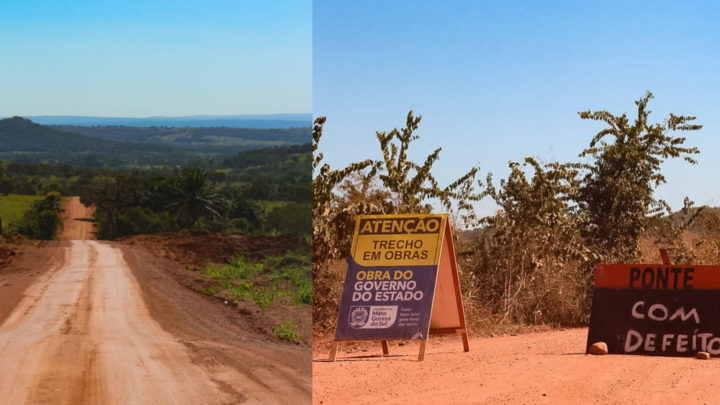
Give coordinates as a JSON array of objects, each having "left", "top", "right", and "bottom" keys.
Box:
[
  {"left": 119, "top": 230, "right": 311, "bottom": 345},
  {"left": 120, "top": 229, "right": 309, "bottom": 266},
  {"left": 0, "top": 234, "right": 43, "bottom": 268}
]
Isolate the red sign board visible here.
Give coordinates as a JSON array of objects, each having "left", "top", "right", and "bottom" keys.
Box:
[{"left": 587, "top": 263, "right": 720, "bottom": 356}]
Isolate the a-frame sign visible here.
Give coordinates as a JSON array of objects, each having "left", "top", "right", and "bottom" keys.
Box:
[{"left": 330, "top": 214, "right": 469, "bottom": 361}]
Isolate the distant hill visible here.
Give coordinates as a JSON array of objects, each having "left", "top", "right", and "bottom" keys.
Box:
[
  {"left": 223, "top": 143, "right": 311, "bottom": 168},
  {"left": 0, "top": 116, "right": 174, "bottom": 153},
  {"left": 52, "top": 125, "right": 309, "bottom": 148},
  {"left": 21, "top": 114, "right": 311, "bottom": 129},
  {"left": 0, "top": 117, "right": 184, "bottom": 166},
  {"left": 0, "top": 117, "right": 311, "bottom": 167},
  {"left": 223, "top": 143, "right": 311, "bottom": 179},
  {"left": 220, "top": 143, "right": 312, "bottom": 202}
]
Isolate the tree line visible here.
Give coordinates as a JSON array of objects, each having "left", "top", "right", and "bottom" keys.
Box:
[
  {"left": 80, "top": 168, "right": 310, "bottom": 240},
  {"left": 0, "top": 143, "right": 311, "bottom": 204},
  {"left": 0, "top": 142, "right": 312, "bottom": 240}
]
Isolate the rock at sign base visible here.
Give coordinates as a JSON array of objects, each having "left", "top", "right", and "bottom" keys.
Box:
[
  {"left": 590, "top": 342, "right": 608, "bottom": 355},
  {"left": 696, "top": 352, "right": 710, "bottom": 360}
]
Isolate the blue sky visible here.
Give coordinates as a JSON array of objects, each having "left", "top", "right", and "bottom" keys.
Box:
[
  {"left": 314, "top": 1, "right": 720, "bottom": 215},
  {"left": 0, "top": 0, "right": 311, "bottom": 117}
]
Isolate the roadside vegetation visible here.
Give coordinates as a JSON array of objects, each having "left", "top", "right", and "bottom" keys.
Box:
[
  {"left": 273, "top": 321, "right": 302, "bottom": 343},
  {"left": 313, "top": 91, "right": 712, "bottom": 334},
  {"left": 0, "top": 120, "right": 312, "bottom": 345},
  {"left": 0, "top": 193, "right": 63, "bottom": 240},
  {"left": 0, "top": 142, "right": 311, "bottom": 240},
  {"left": 0, "top": 194, "right": 43, "bottom": 236},
  {"left": 79, "top": 167, "right": 310, "bottom": 239},
  {"left": 15, "top": 193, "right": 64, "bottom": 240},
  {"left": 200, "top": 249, "right": 311, "bottom": 310}
]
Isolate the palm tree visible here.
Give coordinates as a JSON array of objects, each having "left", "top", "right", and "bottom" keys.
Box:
[{"left": 166, "top": 169, "right": 225, "bottom": 228}]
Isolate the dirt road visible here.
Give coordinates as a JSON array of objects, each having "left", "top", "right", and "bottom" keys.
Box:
[
  {"left": 0, "top": 198, "right": 310, "bottom": 404},
  {"left": 313, "top": 330, "right": 720, "bottom": 404},
  {"left": 59, "top": 197, "right": 95, "bottom": 240}
]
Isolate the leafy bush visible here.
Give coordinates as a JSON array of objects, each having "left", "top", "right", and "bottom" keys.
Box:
[
  {"left": 228, "top": 197, "right": 262, "bottom": 232},
  {"left": 0, "top": 194, "right": 43, "bottom": 236},
  {"left": 264, "top": 202, "right": 312, "bottom": 236},
  {"left": 202, "top": 251, "right": 311, "bottom": 309},
  {"left": 116, "top": 206, "right": 175, "bottom": 236},
  {"left": 201, "top": 287, "right": 219, "bottom": 296},
  {"left": 272, "top": 321, "right": 301, "bottom": 343},
  {"left": 577, "top": 91, "right": 701, "bottom": 260},
  {"left": 16, "top": 192, "right": 64, "bottom": 240},
  {"left": 462, "top": 159, "right": 593, "bottom": 326}
]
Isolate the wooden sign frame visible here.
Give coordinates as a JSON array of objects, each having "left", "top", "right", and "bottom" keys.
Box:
[{"left": 329, "top": 214, "right": 469, "bottom": 361}]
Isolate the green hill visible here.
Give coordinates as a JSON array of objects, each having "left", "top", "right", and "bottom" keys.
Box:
[
  {"left": 0, "top": 117, "right": 311, "bottom": 168},
  {"left": 222, "top": 143, "right": 311, "bottom": 172},
  {"left": 0, "top": 117, "right": 172, "bottom": 152},
  {"left": 0, "top": 117, "right": 184, "bottom": 166},
  {"left": 52, "top": 125, "right": 310, "bottom": 149}
]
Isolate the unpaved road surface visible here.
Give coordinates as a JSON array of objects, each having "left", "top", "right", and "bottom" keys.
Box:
[
  {"left": 59, "top": 197, "right": 95, "bottom": 240},
  {"left": 0, "top": 198, "right": 310, "bottom": 404},
  {"left": 313, "top": 330, "right": 720, "bottom": 404}
]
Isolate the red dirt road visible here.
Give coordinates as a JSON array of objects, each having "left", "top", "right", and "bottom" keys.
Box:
[
  {"left": 0, "top": 198, "right": 310, "bottom": 404},
  {"left": 313, "top": 330, "right": 720, "bottom": 404},
  {"left": 59, "top": 197, "right": 95, "bottom": 240}
]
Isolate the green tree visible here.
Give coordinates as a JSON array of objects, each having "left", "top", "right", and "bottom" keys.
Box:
[
  {"left": 17, "top": 192, "right": 64, "bottom": 240},
  {"left": 312, "top": 117, "right": 383, "bottom": 330},
  {"left": 228, "top": 197, "right": 262, "bottom": 231},
  {"left": 312, "top": 116, "right": 377, "bottom": 266},
  {"left": 264, "top": 202, "right": 312, "bottom": 236},
  {"left": 375, "top": 111, "right": 481, "bottom": 223},
  {"left": 166, "top": 168, "right": 226, "bottom": 228},
  {"left": 578, "top": 91, "right": 701, "bottom": 258},
  {"left": 80, "top": 175, "right": 148, "bottom": 239},
  {"left": 32, "top": 191, "right": 63, "bottom": 213}
]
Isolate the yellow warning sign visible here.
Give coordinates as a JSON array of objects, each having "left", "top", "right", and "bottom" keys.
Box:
[{"left": 351, "top": 215, "right": 446, "bottom": 267}]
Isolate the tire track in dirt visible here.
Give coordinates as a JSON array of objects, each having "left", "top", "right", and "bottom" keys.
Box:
[
  {"left": 0, "top": 240, "right": 241, "bottom": 404},
  {"left": 1, "top": 198, "right": 310, "bottom": 404},
  {"left": 119, "top": 243, "right": 312, "bottom": 404}
]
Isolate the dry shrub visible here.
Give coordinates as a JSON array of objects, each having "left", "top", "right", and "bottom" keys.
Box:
[{"left": 313, "top": 94, "right": 705, "bottom": 336}]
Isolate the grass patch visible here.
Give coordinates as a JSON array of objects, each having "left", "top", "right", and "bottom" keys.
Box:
[
  {"left": 255, "top": 200, "right": 288, "bottom": 212},
  {"left": 204, "top": 255, "right": 263, "bottom": 280},
  {"left": 272, "top": 321, "right": 301, "bottom": 343},
  {"left": 201, "top": 287, "right": 219, "bottom": 296},
  {"left": 0, "top": 194, "right": 43, "bottom": 232},
  {"left": 201, "top": 249, "right": 311, "bottom": 310}
]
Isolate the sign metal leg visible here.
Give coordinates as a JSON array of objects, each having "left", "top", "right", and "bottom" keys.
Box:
[
  {"left": 381, "top": 340, "right": 389, "bottom": 356},
  {"left": 329, "top": 341, "right": 338, "bottom": 362},
  {"left": 418, "top": 339, "right": 427, "bottom": 361}
]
